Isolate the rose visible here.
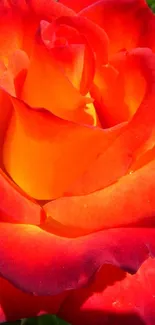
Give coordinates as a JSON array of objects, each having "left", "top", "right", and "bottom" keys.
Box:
[{"left": 0, "top": 0, "right": 155, "bottom": 324}]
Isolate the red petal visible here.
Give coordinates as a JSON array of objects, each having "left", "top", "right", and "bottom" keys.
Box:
[
  {"left": 26, "top": 0, "right": 75, "bottom": 19},
  {"left": 0, "top": 5, "right": 23, "bottom": 65},
  {"left": 80, "top": 0, "right": 155, "bottom": 55},
  {"left": 56, "top": 15, "right": 109, "bottom": 65},
  {"left": 0, "top": 87, "right": 12, "bottom": 150},
  {"left": 0, "top": 277, "right": 67, "bottom": 322},
  {"left": 1, "top": 225, "right": 155, "bottom": 295},
  {"left": 59, "top": 0, "right": 98, "bottom": 12},
  {"left": 59, "top": 258, "right": 155, "bottom": 325}
]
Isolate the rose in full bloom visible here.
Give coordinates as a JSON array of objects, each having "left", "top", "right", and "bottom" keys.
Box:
[{"left": 1, "top": 0, "right": 155, "bottom": 324}]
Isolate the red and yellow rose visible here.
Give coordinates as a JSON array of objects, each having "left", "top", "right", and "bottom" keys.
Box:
[{"left": 1, "top": 0, "right": 155, "bottom": 324}]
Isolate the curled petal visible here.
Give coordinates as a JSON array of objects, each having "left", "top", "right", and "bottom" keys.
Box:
[
  {"left": 40, "top": 20, "right": 95, "bottom": 96},
  {"left": 56, "top": 15, "right": 109, "bottom": 65}
]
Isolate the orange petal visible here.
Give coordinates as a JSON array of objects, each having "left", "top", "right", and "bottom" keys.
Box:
[
  {"left": 65, "top": 48, "right": 155, "bottom": 195},
  {"left": 80, "top": 0, "right": 155, "bottom": 55},
  {"left": 2, "top": 98, "right": 123, "bottom": 200},
  {"left": 92, "top": 50, "right": 146, "bottom": 127},
  {"left": 21, "top": 34, "right": 94, "bottom": 124},
  {"left": 40, "top": 20, "right": 95, "bottom": 96},
  {"left": 44, "top": 159, "right": 155, "bottom": 236}
]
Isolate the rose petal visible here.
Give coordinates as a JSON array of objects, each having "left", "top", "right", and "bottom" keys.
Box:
[
  {"left": 59, "top": 258, "right": 155, "bottom": 325},
  {"left": 0, "top": 168, "right": 44, "bottom": 225},
  {"left": 64, "top": 48, "right": 155, "bottom": 195},
  {"left": 80, "top": 0, "right": 155, "bottom": 55},
  {"left": 2, "top": 97, "right": 123, "bottom": 200},
  {"left": 0, "top": 90, "right": 12, "bottom": 151},
  {"left": 1, "top": 225, "right": 155, "bottom": 295},
  {"left": 21, "top": 33, "right": 94, "bottom": 124},
  {"left": 26, "top": 0, "right": 76, "bottom": 19},
  {"left": 44, "top": 159, "right": 155, "bottom": 236},
  {"left": 0, "top": 277, "right": 67, "bottom": 323},
  {"left": 92, "top": 50, "right": 146, "bottom": 127},
  {"left": 56, "top": 15, "right": 109, "bottom": 66},
  {"left": 59, "top": 0, "right": 98, "bottom": 12},
  {"left": 40, "top": 20, "right": 95, "bottom": 96},
  {"left": 0, "top": 5, "right": 23, "bottom": 65},
  {"left": 7, "top": 49, "right": 30, "bottom": 96}
]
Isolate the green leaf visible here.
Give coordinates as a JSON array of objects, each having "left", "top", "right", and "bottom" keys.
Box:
[
  {"left": 20, "top": 315, "right": 71, "bottom": 325},
  {"left": 147, "top": 0, "right": 155, "bottom": 11}
]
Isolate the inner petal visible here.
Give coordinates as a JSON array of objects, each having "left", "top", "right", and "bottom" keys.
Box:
[
  {"left": 2, "top": 98, "right": 114, "bottom": 200},
  {"left": 21, "top": 35, "right": 97, "bottom": 125},
  {"left": 92, "top": 51, "right": 146, "bottom": 128}
]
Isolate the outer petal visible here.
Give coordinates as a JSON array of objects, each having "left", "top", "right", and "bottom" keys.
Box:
[
  {"left": 59, "top": 258, "right": 155, "bottom": 325},
  {"left": 59, "top": 0, "right": 98, "bottom": 12},
  {"left": 1, "top": 225, "right": 155, "bottom": 295},
  {"left": 26, "top": 0, "right": 75, "bottom": 19},
  {"left": 0, "top": 277, "right": 67, "bottom": 323},
  {"left": 2, "top": 97, "right": 124, "bottom": 200},
  {"left": 80, "top": 0, "right": 155, "bottom": 55},
  {"left": 5, "top": 0, "right": 75, "bottom": 60}
]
